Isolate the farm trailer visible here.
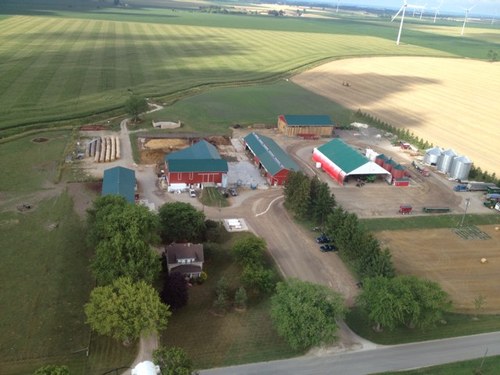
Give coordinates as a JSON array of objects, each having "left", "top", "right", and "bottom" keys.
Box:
[
  {"left": 422, "top": 207, "right": 451, "bottom": 213},
  {"left": 466, "top": 182, "right": 498, "bottom": 192}
]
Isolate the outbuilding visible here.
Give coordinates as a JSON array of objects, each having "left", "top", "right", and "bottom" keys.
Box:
[
  {"left": 312, "top": 139, "right": 390, "bottom": 185},
  {"left": 101, "top": 166, "right": 136, "bottom": 203},
  {"left": 243, "top": 132, "right": 300, "bottom": 186},
  {"left": 164, "top": 140, "right": 228, "bottom": 190},
  {"left": 277, "top": 115, "right": 334, "bottom": 137}
]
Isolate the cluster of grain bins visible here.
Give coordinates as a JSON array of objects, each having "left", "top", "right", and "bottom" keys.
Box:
[
  {"left": 86, "top": 136, "right": 121, "bottom": 163},
  {"left": 374, "top": 154, "right": 409, "bottom": 181},
  {"left": 424, "top": 147, "right": 472, "bottom": 180}
]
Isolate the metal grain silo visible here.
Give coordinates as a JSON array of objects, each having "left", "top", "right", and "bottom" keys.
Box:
[
  {"left": 436, "top": 149, "right": 457, "bottom": 173},
  {"left": 449, "top": 155, "right": 472, "bottom": 180},
  {"left": 424, "top": 147, "right": 442, "bottom": 165}
]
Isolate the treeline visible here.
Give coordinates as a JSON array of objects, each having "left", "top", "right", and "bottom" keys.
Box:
[
  {"left": 284, "top": 171, "right": 394, "bottom": 278},
  {"left": 283, "top": 171, "right": 452, "bottom": 332},
  {"left": 352, "top": 109, "right": 499, "bottom": 186}
]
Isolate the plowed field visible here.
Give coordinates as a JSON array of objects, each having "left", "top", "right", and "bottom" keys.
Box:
[{"left": 292, "top": 57, "right": 500, "bottom": 176}]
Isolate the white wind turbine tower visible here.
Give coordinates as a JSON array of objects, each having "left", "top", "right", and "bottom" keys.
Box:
[
  {"left": 433, "top": 1, "right": 443, "bottom": 23},
  {"left": 336, "top": 0, "right": 340, "bottom": 13},
  {"left": 419, "top": 4, "right": 427, "bottom": 19},
  {"left": 392, "top": 0, "right": 425, "bottom": 45},
  {"left": 461, "top": 4, "right": 477, "bottom": 36}
]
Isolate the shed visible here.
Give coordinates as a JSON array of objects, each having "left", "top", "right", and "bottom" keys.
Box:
[
  {"left": 102, "top": 166, "right": 136, "bottom": 203},
  {"left": 243, "top": 132, "right": 300, "bottom": 186},
  {"left": 277, "top": 115, "right": 334, "bottom": 137}
]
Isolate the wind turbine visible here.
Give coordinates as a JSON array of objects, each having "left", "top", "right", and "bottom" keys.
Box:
[
  {"left": 461, "top": 4, "right": 476, "bottom": 36},
  {"left": 432, "top": 1, "right": 443, "bottom": 23},
  {"left": 419, "top": 4, "right": 427, "bottom": 20},
  {"left": 392, "top": 0, "right": 425, "bottom": 45},
  {"left": 336, "top": 0, "right": 340, "bottom": 13}
]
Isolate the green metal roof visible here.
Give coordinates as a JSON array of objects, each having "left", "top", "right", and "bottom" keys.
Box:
[
  {"left": 102, "top": 166, "right": 135, "bottom": 203},
  {"left": 283, "top": 115, "right": 333, "bottom": 127},
  {"left": 244, "top": 132, "right": 300, "bottom": 176},
  {"left": 316, "top": 139, "right": 368, "bottom": 174},
  {"left": 166, "top": 140, "right": 228, "bottom": 173}
]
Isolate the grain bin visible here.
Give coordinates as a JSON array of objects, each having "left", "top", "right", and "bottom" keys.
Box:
[
  {"left": 424, "top": 147, "right": 442, "bottom": 165},
  {"left": 375, "top": 154, "right": 387, "bottom": 166},
  {"left": 449, "top": 155, "right": 472, "bottom": 180},
  {"left": 383, "top": 158, "right": 396, "bottom": 173},
  {"left": 391, "top": 164, "right": 406, "bottom": 179},
  {"left": 436, "top": 149, "right": 457, "bottom": 173}
]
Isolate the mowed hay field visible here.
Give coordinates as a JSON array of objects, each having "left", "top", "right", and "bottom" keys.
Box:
[
  {"left": 376, "top": 226, "right": 500, "bottom": 313},
  {"left": 0, "top": 8, "right": 461, "bottom": 131},
  {"left": 292, "top": 57, "right": 500, "bottom": 176}
]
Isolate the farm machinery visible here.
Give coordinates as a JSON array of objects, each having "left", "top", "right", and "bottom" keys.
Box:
[
  {"left": 399, "top": 204, "right": 413, "bottom": 214},
  {"left": 412, "top": 161, "right": 430, "bottom": 177}
]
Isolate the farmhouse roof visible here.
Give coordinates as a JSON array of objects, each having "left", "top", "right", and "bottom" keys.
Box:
[
  {"left": 166, "top": 243, "right": 204, "bottom": 264},
  {"left": 165, "top": 140, "right": 228, "bottom": 173},
  {"left": 316, "top": 139, "right": 389, "bottom": 175},
  {"left": 282, "top": 115, "right": 333, "bottom": 127},
  {"left": 244, "top": 132, "right": 300, "bottom": 176},
  {"left": 102, "top": 166, "right": 135, "bottom": 203}
]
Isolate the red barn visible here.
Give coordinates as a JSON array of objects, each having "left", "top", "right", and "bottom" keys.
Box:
[
  {"left": 165, "top": 140, "right": 228, "bottom": 190},
  {"left": 243, "top": 132, "right": 300, "bottom": 186}
]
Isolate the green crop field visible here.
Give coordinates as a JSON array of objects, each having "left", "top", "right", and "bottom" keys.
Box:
[{"left": 1, "top": 0, "right": 499, "bottom": 133}]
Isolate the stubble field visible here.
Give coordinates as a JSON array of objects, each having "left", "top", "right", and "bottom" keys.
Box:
[
  {"left": 292, "top": 56, "right": 500, "bottom": 176},
  {"left": 376, "top": 225, "right": 500, "bottom": 313}
]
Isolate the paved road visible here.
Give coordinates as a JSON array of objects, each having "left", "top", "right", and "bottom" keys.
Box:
[{"left": 201, "top": 331, "right": 500, "bottom": 375}]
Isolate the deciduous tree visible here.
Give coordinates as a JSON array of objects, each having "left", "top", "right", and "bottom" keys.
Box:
[
  {"left": 232, "top": 235, "right": 266, "bottom": 266},
  {"left": 153, "top": 346, "right": 198, "bottom": 375},
  {"left": 33, "top": 365, "right": 69, "bottom": 375},
  {"left": 357, "top": 276, "right": 451, "bottom": 331},
  {"left": 271, "top": 279, "right": 346, "bottom": 350},
  {"left": 159, "top": 202, "right": 205, "bottom": 244},
  {"left": 85, "top": 277, "right": 170, "bottom": 345},
  {"left": 125, "top": 95, "right": 148, "bottom": 122},
  {"left": 241, "top": 264, "right": 277, "bottom": 294}
]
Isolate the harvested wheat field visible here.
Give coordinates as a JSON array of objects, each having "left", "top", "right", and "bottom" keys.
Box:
[
  {"left": 376, "top": 225, "right": 500, "bottom": 313},
  {"left": 292, "top": 57, "right": 500, "bottom": 176}
]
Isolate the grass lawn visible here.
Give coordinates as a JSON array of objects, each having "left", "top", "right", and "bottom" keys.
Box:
[
  {"left": 346, "top": 307, "right": 500, "bottom": 346},
  {"left": 144, "top": 80, "right": 354, "bottom": 132},
  {"left": 377, "top": 355, "right": 500, "bottom": 375},
  {"left": 360, "top": 214, "right": 500, "bottom": 232},
  {"left": 0, "top": 130, "right": 70, "bottom": 194},
  {"left": 1, "top": 2, "right": 498, "bottom": 132},
  {"left": 160, "top": 236, "right": 302, "bottom": 370},
  {"left": 199, "top": 187, "right": 229, "bottom": 208},
  {"left": 0, "top": 131, "right": 137, "bottom": 374}
]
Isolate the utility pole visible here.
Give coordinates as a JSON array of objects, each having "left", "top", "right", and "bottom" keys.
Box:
[{"left": 460, "top": 198, "right": 470, "bottom": 227}]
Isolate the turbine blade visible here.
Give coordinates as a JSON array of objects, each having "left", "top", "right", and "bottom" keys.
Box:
[{"left": 392, "top": 5, "right": 404, "bottom": 21}]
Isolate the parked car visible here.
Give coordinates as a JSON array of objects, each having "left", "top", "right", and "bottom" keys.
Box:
[
  {"left": 316, "top": 234, "right": 331, "bottom": 244},
  {"left": 229, "top": 188, "right": 238, "bottom": 196},
  {"left": 320, "top": 244, "right": 336, "bottom": 252},
  {"left": 189, "top": 189, "right": 197, "bottom": 198}
]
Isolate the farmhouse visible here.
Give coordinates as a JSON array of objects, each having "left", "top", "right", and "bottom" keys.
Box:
[
  {"left": 164, "top": 140, "right": 228, "bottom": 190},
  {"left": 243, "top": 132, "right": 300, "bottom": 186},
  {"left": 165, "top": 243, "right": 204, "bottom": 278},
  {"left": 277, "top": 115, "right": 334, "bottom": 137},
  {"left": 313, "top": 139, "right": 390, "bottom": 185},
  {"left": 101, "top": 166, "right": 136, "bottom": 203}
]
